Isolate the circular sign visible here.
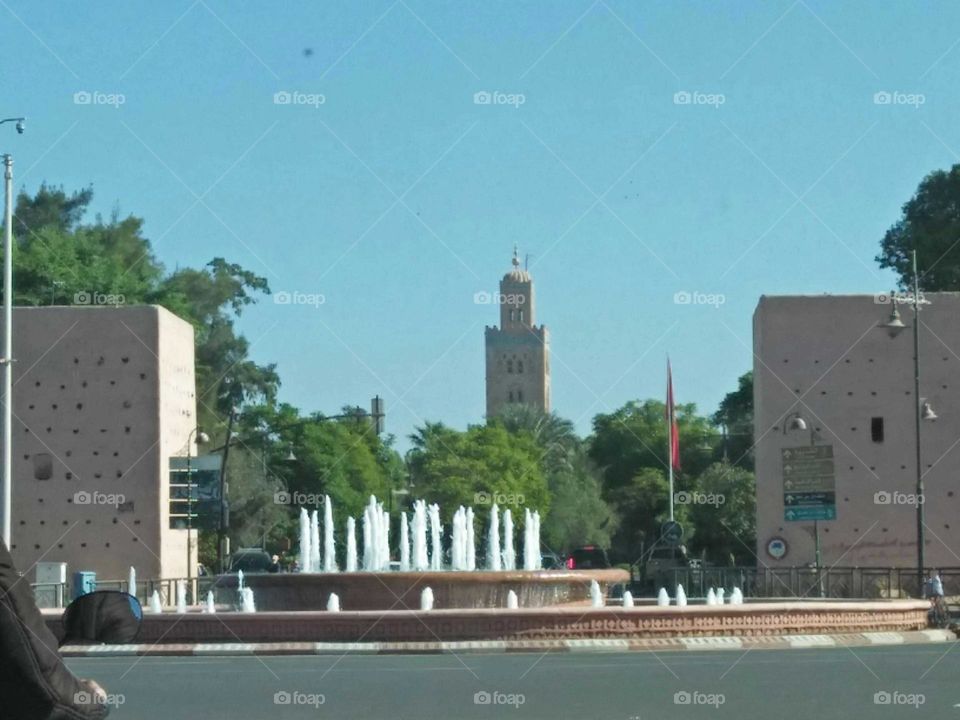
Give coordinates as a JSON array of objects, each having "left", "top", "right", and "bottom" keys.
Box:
[
  {"left": 766, "top": 536, "right": 788, "bottom": 560},
  {"left": 661, "top": 520, "right": 684, "bottom": 546}
]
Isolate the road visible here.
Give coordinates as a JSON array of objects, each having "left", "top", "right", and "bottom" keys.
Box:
[{"left": 68, "top": 645, "right": 959, "bottom": 719}]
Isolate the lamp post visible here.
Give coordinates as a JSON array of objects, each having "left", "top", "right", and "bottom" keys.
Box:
[
  {"left": 185, "top": 428, "right": 209, "bottom": 584},
  {"left": 879, "top": 249, "right": 937, "bottom": 595},
  {"left": 0, "top": 116, "right": 24, "bottom": 548}
]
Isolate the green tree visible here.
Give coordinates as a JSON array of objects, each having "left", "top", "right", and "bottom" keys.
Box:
[
  {"left": 686, "top": 462, "right": 756, "bottom": 565},
  {"left": 712, "top": 371, "right": 754, "bottom": 470},
  {"left": 492, "top": 405, "right": 616, "bottom": 552},
  {"left": 407, "top": 423, "right": 549, "bottom": 521},
  {"left": 588, "top": 400, "right": 717, "bottom": 562},
  {"left": 877, "top": 164, "right": 960, "bottom": 289}
]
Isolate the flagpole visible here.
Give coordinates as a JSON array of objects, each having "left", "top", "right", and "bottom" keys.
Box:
[{"left": 667, "top": 359, "right": 674, "bottom": 521}]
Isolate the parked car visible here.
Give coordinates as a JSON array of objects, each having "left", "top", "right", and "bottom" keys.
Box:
[
  {"left": 228, "top": 548, "right": 273, "bottom": 574},
  {"left": 566, "top": 545, "right": 611, "bottom": 570}
]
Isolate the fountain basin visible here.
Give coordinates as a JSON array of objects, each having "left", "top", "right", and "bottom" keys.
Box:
[
  {"left": 47, "top": 599, "right": 929, "bottom": 645},
  {"left": 216, "top": 569, "right": 630, "bottom": 611}
]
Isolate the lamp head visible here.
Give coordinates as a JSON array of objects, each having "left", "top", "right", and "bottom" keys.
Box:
[{"left": 15, "top": 120, "right": 24, "bottom": 135}]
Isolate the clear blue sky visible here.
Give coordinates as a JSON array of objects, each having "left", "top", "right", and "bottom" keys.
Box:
[{"left": 2, "top": 1, "right": 956, "bottom": 450}]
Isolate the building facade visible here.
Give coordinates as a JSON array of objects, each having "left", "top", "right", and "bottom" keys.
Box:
[
  {"left": 484, "top": 250, "right": 551, "bottom": 417},
  {"left": 4, "top": 306, "right": 198, "bottom": 582},
  {"left": 754, "top": 293, "right": 960, "bottom": 568}
]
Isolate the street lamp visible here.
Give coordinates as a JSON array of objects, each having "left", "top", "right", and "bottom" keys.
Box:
[
  {"left": 877, "top": 249, "right": 937, "bottom": 596},
  {"left": 185, "top": 428, "right": 209, "bottom": 583},
  {"left": 0, "top": 116, "right": 24, "bottom": 548}
]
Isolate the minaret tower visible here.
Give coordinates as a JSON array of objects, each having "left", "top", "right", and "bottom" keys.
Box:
[{"left": 484, "top": 246, "right": 551, "bottom": 417}]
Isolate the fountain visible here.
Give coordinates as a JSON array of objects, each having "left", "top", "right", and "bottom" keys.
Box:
[
  {"left": 220, "top": 494, "right": 628, "bottom": 612},
  {"left": 622, "top": 590, "right": 634, "bottom": 608},
  {"left": 327, "top": 593, "right": 340, "bottom": 612},
  {"left": 522, "top": 509, "right": 541, "bottom": 570},
  {"left": 717, "top": 588, "right": 725, "bottom": 605},
  {"left": 346, "top": 517, "right": 358, "bottom": 572},
  {"left": 176, "top": 580, "right": 187, "bottom": 614},
  {"left": 675, "top": 584, "right": 688, "bottom": 607},
  {"left": 730, "top": 587, "right": 744, "bottom": 605},
  {"left": 310, "top": 510, "right": 321, "bottom": 573},
  {"left": 466, "top": 507, "right": 476, "bottom": 571},
  {"left": 420, "top": 587, "right": 434, "bottom": 611},
  {"left": 204, "top": 591, "right": 216, "bottom": 614},
  {"left": 507, "top": 589, "right": 518, "bottom": 609},
  {"left": 487, "top": 503, "right": 501, "bottom": 571},
  {"left": 399, "top": 512, "right": 410, "bottom": 571},
  {"left": 428, "top": 503, "right": 442, "bottom": 571},
  {"left": 657, "top": 587, "right": 670, "bottom": 606},
  {"left": 412, "top": 500, "right": 428, "bottom": 571},
  {"left": 240, "top": 587, "right": 256, "bottom": 613},
  {"left": 148, "top": 590, "right": 163, "bottom": 614},
  {"left": 128, "top": 567, "right": 136, "bottom": 599},
  {"left": 298, "top": 508, "right": 311, "bottom": 572},
  {"left": 502, "top": 509, "right": 515, "bottom": 571},
  {"left": 706, "top": 588, "right": 718, "bottom": 606},
  {"left": 589, "top": 580, "right": 603, "bottom": 608},
  {"left": 324, "top": 496, "right": 337, "bottom": 572}
]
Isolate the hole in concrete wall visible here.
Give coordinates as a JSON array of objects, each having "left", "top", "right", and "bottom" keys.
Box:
[
  {"left": 124, "top": 427, "right": 131, "bottom": 434},
  {"left": 28, "top": 405, "right": 34, "bottom": 410},
  {"left": 73, "top": 358, "right": 78, "bottom": 364},
  {"left": 97, "top": 357, "right": 104, "bottom": 365},
  {"left": 847, "top": 392, "right": 854, "bottom": 396},
  {"left": 51, "top": 404, "right": 57, "bottom": 410},
  {"left": 92, "top": 451, "right": 98, "bottom": 456},
  {"left": 32, "top": 454, "right": 53, "bottom": 480},
  {"left": 949, "top": 491, "right": 955, "bottom": 497},
  {"left": 84, "top": 520, "right": 91, "bottom": 525},
  {"left": 81, "top": 381, "right": 87, "bottom": 388},
  {"left": 65, "top": 473, "right": 72, "bottom": 480},
  {"left": 121, "top": 357, "right": 129, "bottom": 364},
  {"left": 45, "top": 427, "right": 51, "bottom": 434},
  {"left": 60, "top": 384, "right": 66, "bottom": 390},
  {"left": 65, "top": 451, "right": 71, "bottom": 457},
  {"left": 80, "top": 543, "right": 86, "bottom": 548},
  {"left": 72, "top": 429, "right": 79, "bottom": 434},
  {"left": 115, "top": 470, "right": 123, "bottom": 478},
  {"left": 76, "top": 403, "right": 82, "bottom": 410},
  {"left": 105, "top": 543, "right": 110, "bottom": 548},
  {"left": 123, "top": 400, "right": 132, "bottom": 408},
  {"left": 112, "top": 518, "right": 117, "bottom": 524},
  {"left": 34, "top": 381, "right": 40, "bottom": 387},
  {"left": 112, "top": 452, "right": 119, "bottom": 457},
  {"left": 139, "top": 373, "right": 146, "bottom": 380},
  {"left": 109, "top": 381, "right": 116, "bottom": 386},
  {"left": 57, "top": 544, "right": 63, "bottom": 549}
]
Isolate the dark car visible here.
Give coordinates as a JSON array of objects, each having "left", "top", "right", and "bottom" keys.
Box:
[
  {"left": 228, "top": 548, "right": 273, "bottom": 574},
  {"left": 566, "top": 545, "right": 611, "bottom": 570}
]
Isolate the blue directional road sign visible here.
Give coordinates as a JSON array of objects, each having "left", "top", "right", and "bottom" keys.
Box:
[{"left": 782, "top": 445, "right": 836, "bottom": 522}]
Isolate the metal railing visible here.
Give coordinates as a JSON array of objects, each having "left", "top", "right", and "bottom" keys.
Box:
[{"left": 637, "top": 566, "right": 960, "bottom": 599}]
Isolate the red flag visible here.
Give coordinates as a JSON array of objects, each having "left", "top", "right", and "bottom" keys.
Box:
[{"left": 666, "top": 359, "right": 681, "bottom": 470}]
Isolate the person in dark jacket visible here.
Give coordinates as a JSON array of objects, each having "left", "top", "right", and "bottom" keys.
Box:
[{"left": 0, "top": 538, "right": 109, "bottom": 719}]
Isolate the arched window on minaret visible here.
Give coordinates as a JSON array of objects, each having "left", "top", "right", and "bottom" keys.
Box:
[
  {"left": 517, "top": 360, "right": 524, "bottom": 374},
  {"left": 517, "top": 389, "right": 523, "bottom": 402},
  {"left": 518, "top": 308, "right": 524, "bottom": 323},
  {"left": 507, "top": 359, "right": 513, "bottom": 374},
  {"left": 508, "top": 390, "right": 514, "bottom": 402}
]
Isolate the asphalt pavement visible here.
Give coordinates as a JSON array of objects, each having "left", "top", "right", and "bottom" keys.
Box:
[{"left": 67, "top": 644, "right": 960, "bottom": 719}]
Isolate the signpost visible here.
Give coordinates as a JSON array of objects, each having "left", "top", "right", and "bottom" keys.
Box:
[
  {"left": 169, "top": 455, "right": 223, "bottom": 530},
  {"left": 782, "top": 445, "right": 835, "bottom": 521}
]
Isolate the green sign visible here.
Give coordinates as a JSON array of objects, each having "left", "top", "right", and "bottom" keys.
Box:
[
  {"left": 169, "top": 455, "right": 223, "bottom": 530},
  {"left": 782, "top": 445, "right": 836, "bottom": 522},
  {"left": 784, "top": 506, "right": 836, "bottom": 521}
]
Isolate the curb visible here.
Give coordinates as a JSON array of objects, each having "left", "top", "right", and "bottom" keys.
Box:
[{"left": 61, "top": 630, "right": 956, "bottom": 657}]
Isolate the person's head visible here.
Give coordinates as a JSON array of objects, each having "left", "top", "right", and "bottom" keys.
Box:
[{"left": 272, "top": 555, "right": 279, "bottom": 563}]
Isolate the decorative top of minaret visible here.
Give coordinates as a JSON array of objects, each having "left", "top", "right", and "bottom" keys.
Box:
[{"left": 504, "top": 244, "right": 531, "bottom": 282}]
